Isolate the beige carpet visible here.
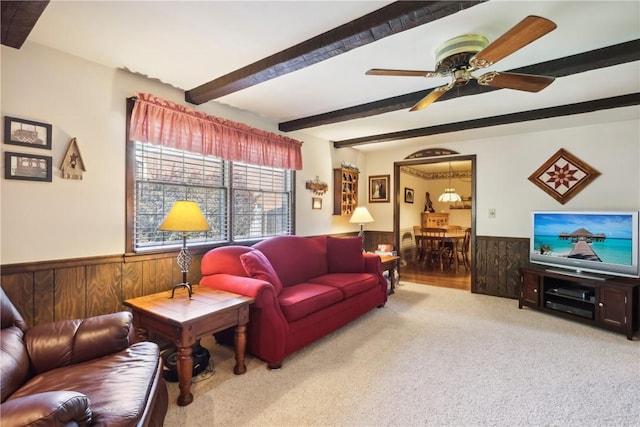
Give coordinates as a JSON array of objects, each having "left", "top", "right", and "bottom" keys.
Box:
[{"left": 164, "top": 282, "right": 640, "bottom": 427}]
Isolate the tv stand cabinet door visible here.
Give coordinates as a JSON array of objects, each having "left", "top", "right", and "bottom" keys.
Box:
[
  {"left": 519, "top": 270, "right": 541, "bottom": 308},
  {"left": 597, "top": 285, "right": 630, "bottom": 337}
]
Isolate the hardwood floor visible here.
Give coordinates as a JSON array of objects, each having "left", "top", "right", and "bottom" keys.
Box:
[{"left": 398, "top": 257, "right": 471, "bottom": 291}]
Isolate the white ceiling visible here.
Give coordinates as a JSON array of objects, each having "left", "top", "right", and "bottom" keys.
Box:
[{"left": 25, "top": 1, "right": 640, "bottom": 152}]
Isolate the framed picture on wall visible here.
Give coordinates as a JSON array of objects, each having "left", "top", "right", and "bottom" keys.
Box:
[
  {"left": 312, "top": 197, "right": 322, "bottom": 210},
  {"left": 4, "top": 151, "right": 53, "bottom": 182},
  {"left": 404, "top": 187, "right": 414, "bottom": 203},
  {"left": 368, "top": 175, "right": 390, "bottom": 203},
  {"left": 4, "top": 116, "right": 52, "bottom": 150},
  {"left": 528, "top": 148, "right": 600, "bottom": 205}
]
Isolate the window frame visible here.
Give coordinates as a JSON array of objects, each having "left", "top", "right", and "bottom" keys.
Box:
[{"left": 125, "top": 98, "right": 296, "bottom": 254}]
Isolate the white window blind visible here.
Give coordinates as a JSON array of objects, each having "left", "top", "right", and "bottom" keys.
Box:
[{"left": 132, "top": 141, "right": 293, "bottom": 251}]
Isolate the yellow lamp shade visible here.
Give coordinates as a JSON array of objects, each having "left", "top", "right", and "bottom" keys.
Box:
[{"left": 158, "top": 200, "right": 211, "bottom": 232}]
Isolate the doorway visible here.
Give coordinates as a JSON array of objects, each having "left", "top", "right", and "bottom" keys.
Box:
[{"left": 393, "top": 154, "right": 476, "bottom": 291}]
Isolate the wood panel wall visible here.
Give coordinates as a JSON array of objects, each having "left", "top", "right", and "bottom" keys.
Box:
[
  {"left": 474, "top": 235, "right": 530, "bottom": 299},
  {"left": 1, "top": 251, "right": 204, "bottom": 327},
  {"left": 1, "top": 235, "right": 529, "bottom": 326}
]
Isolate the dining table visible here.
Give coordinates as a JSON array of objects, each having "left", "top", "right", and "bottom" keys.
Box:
[{"left": 415, "top": 227, "right": 466, "bottom": 271}]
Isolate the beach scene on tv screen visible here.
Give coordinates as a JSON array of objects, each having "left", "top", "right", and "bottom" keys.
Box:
[{"left": 533, "top": 213, "right": 634, "bottom": 266}]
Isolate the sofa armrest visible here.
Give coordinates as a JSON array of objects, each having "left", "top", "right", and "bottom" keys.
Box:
[
  {"left": 200, "top": 274, "right": 279, "bottom": 309},
  {"left": 363, "top": 253, "right": 389, "bottom": 300},
  {"left": 363, "top": 252, "right": 384, "bottom": 276},
  {"left": 25, "top": 312, "right": 133, "bottom": 374},
  {"left": 1, "top": 391, "right": 92, "bottom": 427},
  {"left": 200, "top": 273, "right": 289, "bottom": 366}
]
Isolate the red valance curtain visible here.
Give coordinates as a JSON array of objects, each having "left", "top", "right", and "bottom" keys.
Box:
[{"left": 129, "top": 92, "right": 303, "bottom": 170}]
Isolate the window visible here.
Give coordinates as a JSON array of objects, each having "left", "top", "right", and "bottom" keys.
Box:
[{"left": 129, "top": 141, "right": 294, "bottom": 252}]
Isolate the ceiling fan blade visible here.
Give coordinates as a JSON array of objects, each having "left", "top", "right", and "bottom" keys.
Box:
[
  {"left": 409, "top": 85, "right": 452, "bottom": 112},
  {"left": 477, "top": 71, "right": 555, "bottom": 92},
  {"left": 366, "top": 68, "right": 441, "bottom": 78},
  {"left": 470, "top": 15, "right": 556, "bottom": 68}
]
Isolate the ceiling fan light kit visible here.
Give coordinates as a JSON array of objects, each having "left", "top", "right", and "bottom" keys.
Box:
[{"left": 366, "top": 15, "right": 558, "bottom": 112}]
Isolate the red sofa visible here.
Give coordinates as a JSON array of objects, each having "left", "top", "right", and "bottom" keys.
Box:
[{"left": 200, "top": 235, "right": 388, "bottom": 368}]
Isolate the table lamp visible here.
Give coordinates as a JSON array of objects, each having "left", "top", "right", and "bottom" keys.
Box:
[
  {"left": 349, "top": 206, "right": 374, "bottom": 250},
  {"left": 158, "top": 200, "right": 211, "bottom": 299}
]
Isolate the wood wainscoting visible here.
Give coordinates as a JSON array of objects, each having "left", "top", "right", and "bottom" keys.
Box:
[
  {"left": 1, "top": 234, "right": 529, "bottom": 326},
  {"left": 474, "top": 235, "right": 530, "bottom": 298},
  {"left": 1, "top": 251, "right": 207, "bottom": 327}
]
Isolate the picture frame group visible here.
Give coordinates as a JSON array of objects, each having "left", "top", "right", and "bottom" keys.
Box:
[{"left": 3, "top": 116, "right": 54, "bottom": 183}]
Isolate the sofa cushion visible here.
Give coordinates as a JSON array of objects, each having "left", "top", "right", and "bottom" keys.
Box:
[
  {"left": 240, "top": 249, "right": 283, "bottom": 294},
  {"left": 278, "top": 283, "right": 343, "bottom": 322},
  {"left": 201, "top": 246, "right": 254, "bottom": 277},
  {"left": 254, "top": 236, "right": 328, "bottom": 287},
  {"left": 326, "top": 236, "right": 365, "bottom": 273},
  {"left": 309, "top": 273, "right": 379, "bottom": 299}
]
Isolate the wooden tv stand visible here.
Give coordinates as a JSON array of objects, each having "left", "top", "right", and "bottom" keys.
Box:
[{"left": 519, "top": 267, "right": 640, "bottom": 340}]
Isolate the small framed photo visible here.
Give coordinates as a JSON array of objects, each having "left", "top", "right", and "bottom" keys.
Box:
[
  {"left": 4, "top": 116, "right": 52, "bottom": 150},
  {"left": 312, "top": 197, "right": 322, "bottom": 210},
  {"left": 404, "top": 187, "right": 414, "bottom": 204},
  {"left": 4, "top": 151, "right": 52, "bottom": 182},
  {"left": 368, "top": 174, "right": 390, "bottom": 203}
]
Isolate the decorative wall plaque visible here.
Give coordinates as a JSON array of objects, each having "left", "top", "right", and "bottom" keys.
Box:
[
  {"left": 60, "top": 137, "right": 86, "bottom": 180},
  {"left": 528, "top": 148, "right": 600, "bottom": 204}
]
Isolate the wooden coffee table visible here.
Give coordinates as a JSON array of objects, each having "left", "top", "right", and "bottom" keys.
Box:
[{"left": 124, "top": 285, "right": 254, "bottom": 406}]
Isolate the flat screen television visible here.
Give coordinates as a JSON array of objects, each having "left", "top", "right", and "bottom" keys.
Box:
[{"left": 530, "top": 211, "right": 639, "bottom": 279}]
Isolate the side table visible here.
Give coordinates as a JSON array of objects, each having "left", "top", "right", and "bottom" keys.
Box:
[
  {"left": 378, "top": 254, "right": 400, "bottom": 294},
  {"left": 124, "top": 285, "right": 254, "bottom": 406}
]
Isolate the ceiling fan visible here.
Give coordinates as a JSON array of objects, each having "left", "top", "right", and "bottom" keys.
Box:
[{"left": 366, "top": 15, "right": 557, "bottom": 112}]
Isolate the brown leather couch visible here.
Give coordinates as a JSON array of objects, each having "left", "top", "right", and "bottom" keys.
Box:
[{"left": 0, "top": 287, "right": 168, "bottom": 426}]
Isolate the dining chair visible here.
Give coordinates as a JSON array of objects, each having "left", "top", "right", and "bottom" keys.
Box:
[
  {"left": 421, "top": 227, "right": 450, "bottom": 271},
  {"left": 455, "top": 227, "right": 472, "bottom": 271},
  {"left": 442, "top": 225, "right": 463, "bottom": 266},
  {"left": 413, "top": 225, "right": 424, "bottom": 263}
]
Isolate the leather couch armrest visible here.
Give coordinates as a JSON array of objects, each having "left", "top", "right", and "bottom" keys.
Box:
[
  {"left": 25, "top": 312, "right": 133, "bottom": 374},
  {"left": 1, "top": 391, "right": 92, "bottom": 427}
]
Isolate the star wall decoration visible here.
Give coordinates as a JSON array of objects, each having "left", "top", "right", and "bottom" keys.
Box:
[{"left": 528, "top": 148, "right": 600, "bottom": 204}]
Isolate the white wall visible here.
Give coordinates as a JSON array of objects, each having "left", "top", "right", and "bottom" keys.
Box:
[
  {"left": 367, "top": 118, "right": 640, "bottom": 237},
  {"left": 2, "top": 42, "right": 639, "bottom": 265}
]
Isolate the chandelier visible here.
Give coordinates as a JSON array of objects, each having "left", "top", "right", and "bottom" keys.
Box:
[{"left": 438, "top": 162, "right": 462, "bottom": 203}]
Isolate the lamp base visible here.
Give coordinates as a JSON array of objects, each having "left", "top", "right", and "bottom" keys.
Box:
[{"left": 169, "top": 282, "right": 194, "bottom": 300}]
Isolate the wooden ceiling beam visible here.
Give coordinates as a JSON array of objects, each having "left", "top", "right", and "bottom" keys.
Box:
[
  {"left": 1, "top": 1, "right": 49, "bottom": 49},
  {"left": 184, "top": 1, "right": 486, "bottom": 105},
  {"left": 280, "top": 39, "right": 640, "bottom": 132},
  {"left": 332, "top": 93, "right": 640, "bottom": 148}
]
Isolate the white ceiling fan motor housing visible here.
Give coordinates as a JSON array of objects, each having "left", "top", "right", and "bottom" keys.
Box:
[{"left": 435, "top": 34, "right": 489, "bottom": 74}]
